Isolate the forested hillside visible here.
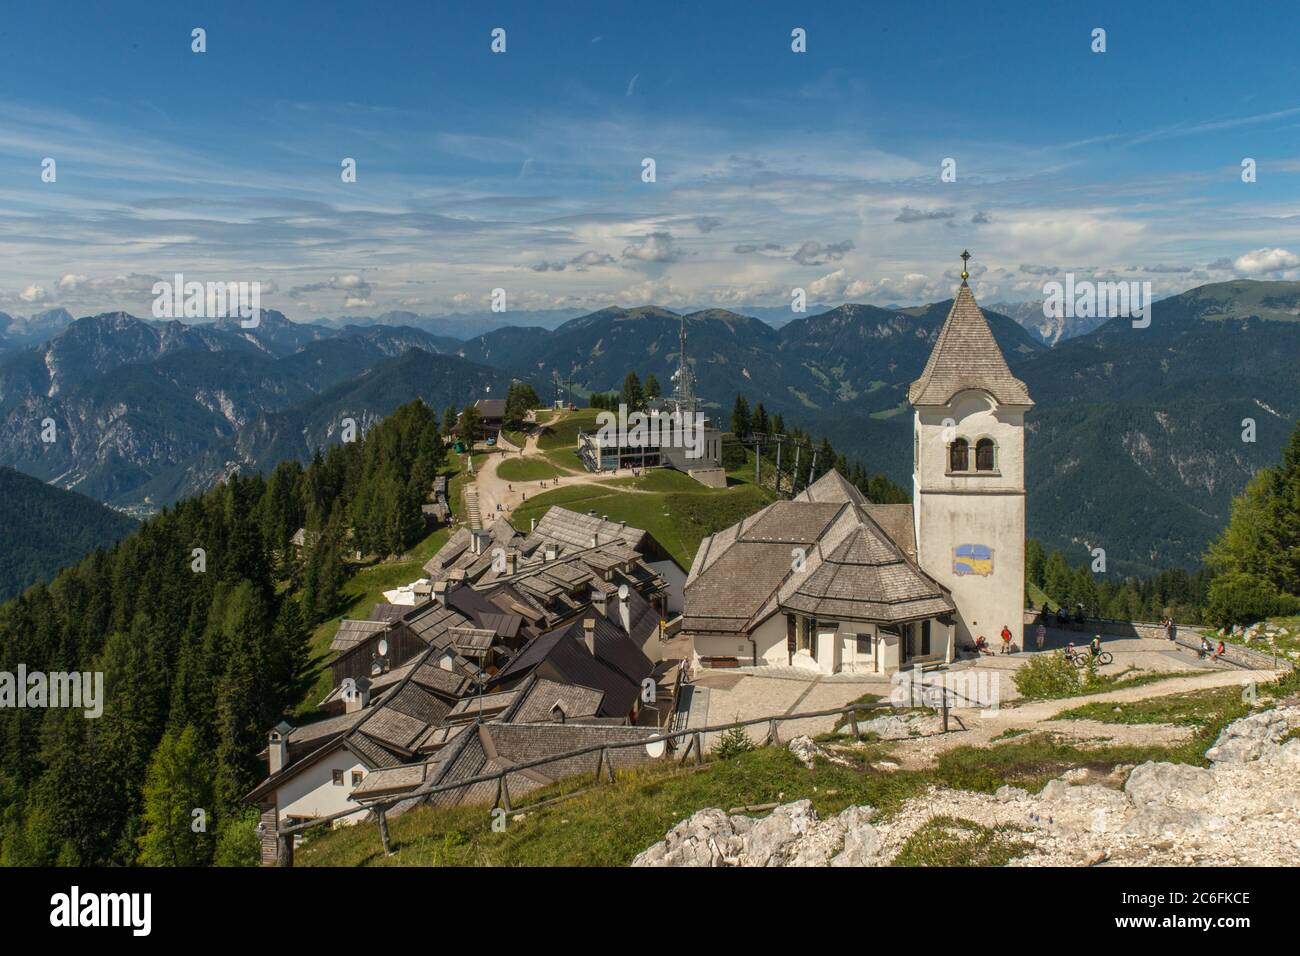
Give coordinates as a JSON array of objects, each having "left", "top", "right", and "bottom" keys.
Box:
[
  {"left": 0, "top": 402, "right": 445, "bottom": 866},
  {"left": 0, "top": 468, "right": 137, "bottom": 601}
]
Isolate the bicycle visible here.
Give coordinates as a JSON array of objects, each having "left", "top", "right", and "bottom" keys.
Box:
[{"left": 1069, "top": 649, "right": 1113, "bottom": 667}]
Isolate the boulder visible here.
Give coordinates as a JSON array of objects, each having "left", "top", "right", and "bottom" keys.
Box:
[
  {"left": 631, "top": 807, "right": 752, "bottom": 867},
  {"left": 1206, "top": 707, "right": 1300, "bottom": 765},
  {"left": 1124, "top": 762, "right": 1214, "bottom": 807},
  {"left": 788, "top": 736, "right": 820, "bottom": 769},
  {"left": 858, "top": 714, "right": 919, "bottom": 740},
  {"left": 830, "top": 808, "right": 883, "bottom": 867},
  {"left": 738, "top": 800, "right": 817, "bottom": 867}
]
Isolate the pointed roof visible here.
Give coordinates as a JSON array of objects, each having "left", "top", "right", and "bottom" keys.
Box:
[
  {"left": 908, "top": 283, "right": 1032, "bottom": 407},
  {"left": 683, "top": 470, "right": 953, "bottom": 633},
  {"left": 775, "top": 509, "right": 953, "bottom": 624},
  {"left": 795, "top": 469, "right": 868, "bottom": 506}
]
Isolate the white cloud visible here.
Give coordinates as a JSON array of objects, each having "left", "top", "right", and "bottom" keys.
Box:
[
  {"left": 19, "top": 284, "right": 48, "bottom": 303},
  {"left": 1232, "top": 247, "right": 1300, "bottom": 275}
]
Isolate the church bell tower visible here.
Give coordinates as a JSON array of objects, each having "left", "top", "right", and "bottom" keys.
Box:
[{"left": 909, "top": 252, "right": 1033, "bottom": 649}]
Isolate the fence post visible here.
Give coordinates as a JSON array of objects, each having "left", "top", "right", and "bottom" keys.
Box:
[
  {"left": 276, "top": 830, "right": 294, "bottom": 868},
  {"left": 500, "top": 774, "right": 513, "bottom": 813},
  {"left": 768, "top": 719, "right": 779, "bottom": 746},
  {"left": 602, "top": 747, "right": 615, "bottom": 782},
  {"left": 693, "top": 733, "right": 704, "bottom": 765},
  {"left": 377, "top": 808, "right": 394, "bottom": 856},
  {"left": 594, "top": 747, "right": 605, "bottom": 784},
  {"left": 849, "top": 710, "right": 859, "bottom": 738}
]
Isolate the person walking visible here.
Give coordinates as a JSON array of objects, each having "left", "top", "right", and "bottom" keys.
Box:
[{"left": 1035, "top": 622, "right": 1046, "bottom": 650}]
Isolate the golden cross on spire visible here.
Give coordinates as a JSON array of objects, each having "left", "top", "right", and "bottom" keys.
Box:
[{"left": 960, "top": 250, "right": 971, "bottom": 284}]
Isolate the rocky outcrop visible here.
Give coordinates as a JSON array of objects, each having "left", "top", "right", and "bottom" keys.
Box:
[
  {"left": 633, "top": 706, "right": 1300, "bottom": 867},
  {"left": 631, "top": 800, "right": 882, "bottom": 868}
]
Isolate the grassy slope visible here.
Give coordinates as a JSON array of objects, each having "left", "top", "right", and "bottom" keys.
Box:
[
  {"left": 497, "top": 457, "right": 562, "bottom": 482},
  {"left": 296, "top": 688, "right": 1258, "bottom": 866},
  {"left": 510, "top": 471, "right": 770, "bottom": 569}
]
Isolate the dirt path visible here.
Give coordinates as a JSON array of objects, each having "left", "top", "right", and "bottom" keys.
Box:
[
  {"left": 886, "top": 667, "right": 1276, "bottom": 768},
  {"left": 472, "top": 411, "right": 658, "bottom": 524}
]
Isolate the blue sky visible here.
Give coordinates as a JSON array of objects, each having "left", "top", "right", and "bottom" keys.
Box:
[{"left": 2, "top": 0, "right": 1298, "bottom": 319}]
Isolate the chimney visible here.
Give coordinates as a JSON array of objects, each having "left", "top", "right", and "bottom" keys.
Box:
[
  {"left": 592, "top": 589, "right": 609, "bottom": 619},
  {"left": 470, "top": 531, "right": 481, "bottom": 555},
  {"left": 544, "top": 545, "right": 557, "bottom": 562},
  {"left": 582, "top": 618, "right": 597, "bottom": 656},
  {"left": 268, "top": 722, "right": 292, "bottom": 775},
  {"left": 505, "top": 551, "right": 517, "bottom": 575},
  {"left": 343, "top": 676, "right": 371, "bottom": 714},
  {"left": 432, "top": 580, "right": 448, "bottom": 605},
  {"left": 590, "top": 533, "right": 600, "bottom": 548},
  {"left": 618, "top": 584, "right": 631, "bottom": 634},
  {"left": 530, "top": 517, "right": 537, "bottom": 532}
]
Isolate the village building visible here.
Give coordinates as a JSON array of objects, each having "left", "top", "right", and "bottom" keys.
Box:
[
  {"left": 576, "top": 315, "right": 726, "bottom": 487},
  {"left": 683, "top": 263, "right": 1031, "bottom": 675},
  {"left": 473, "top": 397, "right": 507, "bottom": 429},
  {"left": 247, "top": 502, "right": 682, "bottom": 863}
]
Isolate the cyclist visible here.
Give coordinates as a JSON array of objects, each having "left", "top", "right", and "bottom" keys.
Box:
[{"left": 1090, "top": 635, "right": 1102, "bottom": 658}]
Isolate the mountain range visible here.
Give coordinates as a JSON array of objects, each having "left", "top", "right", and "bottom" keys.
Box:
[{"left": 2, "top": 279, "right": 1298, "bottom": 576}]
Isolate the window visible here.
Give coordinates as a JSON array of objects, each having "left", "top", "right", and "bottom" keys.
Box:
[
  {"left": 949, "top": 438, "right": 969, "bottom": 472},
  {"left": 332, "top": 769, "right": 345, "bottom": 786},
  {"left": 351, "top": 771, "right": 364, "bottom": 786},
  {"left": 976, "top": 438, "right": 996, "bottom": 471},
  {"left": 797, "top": 616, "right": 817, "bottom": 659},
  {"left": 856, "top": 634, "right": 872, "bottom": 655}
]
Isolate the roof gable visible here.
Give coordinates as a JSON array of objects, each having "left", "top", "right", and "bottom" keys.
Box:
[{"left": 907, "top": 283, "right": 1032, "bottom": 408}]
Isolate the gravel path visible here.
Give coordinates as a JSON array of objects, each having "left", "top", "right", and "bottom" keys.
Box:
[{"left": 889, "top": 668, "right": 1276, "bottom": 768}]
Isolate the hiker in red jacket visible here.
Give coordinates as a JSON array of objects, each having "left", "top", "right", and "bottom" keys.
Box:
[{"left": 1000, "top": 625, "right": 1013, "bottom": 654}]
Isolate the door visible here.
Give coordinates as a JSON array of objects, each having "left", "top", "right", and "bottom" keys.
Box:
[
  {"left": 920, "top": 620, "right": 931, "bottom": 656},
  {"left": 786, "top": 614, "right": 796, "bottom": 665}
]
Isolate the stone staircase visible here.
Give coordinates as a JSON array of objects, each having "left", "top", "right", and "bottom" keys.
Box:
[{"left": 464, "top": 485, "right": 483, "bottom": 530}]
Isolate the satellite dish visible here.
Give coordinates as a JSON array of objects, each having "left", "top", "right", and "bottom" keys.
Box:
[
  {"left": 618, "top": 584, "right": 630, "bottom": 600},
  {"left": 378, "top": 638, "right": 389, "bottom": 657},
  {"left": 644, "top": 739, "right": 667, "bottom": 759}
]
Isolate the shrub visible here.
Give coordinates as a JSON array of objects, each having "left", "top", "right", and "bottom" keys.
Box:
[
  {"left": 1012, "top": 651, "right": 1082, "bottom": 700},
  {"left": 214, "top": 807, "right": 262, "bottom": 867},
  {"left": 714, "top": 725, "right": 756, "bottom": 759}
]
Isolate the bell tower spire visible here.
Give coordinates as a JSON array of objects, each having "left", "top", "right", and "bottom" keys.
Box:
[{"left": 910, "top": 256, "right": 1031, "bottom": 654}]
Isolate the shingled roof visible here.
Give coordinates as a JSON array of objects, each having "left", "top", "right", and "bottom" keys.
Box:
[
  {"left": 907, "top": 283, "right": 1033, "bottom": 407},
  {"left": 684, "top": 470, "right": 952, "bottom": 633}
]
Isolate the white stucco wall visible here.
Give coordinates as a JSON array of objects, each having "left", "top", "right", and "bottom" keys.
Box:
[
  {"left": 914, "top": 391, "right": 1027, "bottom": 649},
  {"left": 275, "top": 748, "right": 370, "bottom": 827},
  {"left": 690, "top": 617, "right": 929, "bottom": 676}
]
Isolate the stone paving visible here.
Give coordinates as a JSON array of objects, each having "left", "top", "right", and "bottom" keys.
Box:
[{"left": 682, "top": 626, "right": 1241, "bottom": 752}]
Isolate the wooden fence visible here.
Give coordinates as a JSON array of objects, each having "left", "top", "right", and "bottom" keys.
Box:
[{"left": 271, "top": 678, "right": 983, "bottom": 866}]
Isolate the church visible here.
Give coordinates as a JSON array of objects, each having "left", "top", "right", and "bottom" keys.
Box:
[{"left": 682, "top": 256, "right": 1032, "bottom": 674}]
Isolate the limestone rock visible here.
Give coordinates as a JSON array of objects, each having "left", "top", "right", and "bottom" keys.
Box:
[
  {"left": 1206, "top": 706, "right": 1300, "bottom": 766},
  {"left": 1124, "top": 762, "right": 1214, "bottom": 808}
]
